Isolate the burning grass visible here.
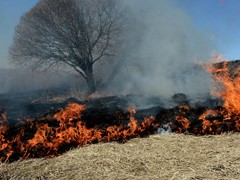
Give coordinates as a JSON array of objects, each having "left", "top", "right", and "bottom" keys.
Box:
[
  {"left": 1, "top": 59, "right": 240, "bottom": 162},
  {"left": 0, "top": 133, "right": 240, "bottom": 179},
  {"left": 1, "top": 101, "right": 239, "bottom": 162},
  {"left": 0, "top": 58, "right": 240, "bottom": 162}
]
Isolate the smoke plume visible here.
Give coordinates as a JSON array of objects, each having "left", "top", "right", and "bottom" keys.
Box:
[
  {"left": 108, "top": 0, "right": 213, "bottom": 99},
  {"left": 1, "top": 0, "right": 214, "bottom": 99}
]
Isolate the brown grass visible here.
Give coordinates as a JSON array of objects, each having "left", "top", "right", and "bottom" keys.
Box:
[{"left": 1, "top": 133, "right": 240, "bottom": 180}]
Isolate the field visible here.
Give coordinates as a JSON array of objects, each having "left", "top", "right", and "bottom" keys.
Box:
[
  {"left": 1, "top": 60, "right": 240, "bottom": 179},
  {"left": 1, "top": 133, "right": 239, "bottom": 180}
]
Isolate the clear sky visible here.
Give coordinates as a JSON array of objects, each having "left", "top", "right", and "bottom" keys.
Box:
[
  {"left": 0, "top": 0, "right": 39, "bottom": 68},
  {"left": 0, "top": 0, "right": 240, "bottom": 68},
  {"left": 174, "top": 0, "right": 240, "bottom": 60}
]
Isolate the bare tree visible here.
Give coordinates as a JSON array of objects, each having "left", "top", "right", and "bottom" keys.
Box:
[{"left": 10, "top": 0, "right": 125, "bottom": 93}]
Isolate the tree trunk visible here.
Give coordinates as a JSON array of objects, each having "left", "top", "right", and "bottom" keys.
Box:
[
  {"left": 76, "top": 61, "right": 96, "bottom": 94},
  {"left": 86, "top": 74, "right": 96, "bottom": 94},
  {"left": 84, "top": 63, "right": 96, "bottom": 94}
]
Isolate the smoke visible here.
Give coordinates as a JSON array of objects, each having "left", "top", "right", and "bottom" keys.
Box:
[
  {"left": 0, "top": 68, "right": 84, "bottom": 94},
  {"left": 108, "top": 0, "right": 213, "bottom": 99},
  {"left": 1, "top": 0, "right": 214, "bottom": 100}
]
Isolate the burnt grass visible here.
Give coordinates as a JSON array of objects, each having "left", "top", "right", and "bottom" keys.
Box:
[
  {"left": 0, "top": 88, "right": 216, "bottom": 128},
  {"left": 1, "top": 87, "right": 239, "bottom": 162}
]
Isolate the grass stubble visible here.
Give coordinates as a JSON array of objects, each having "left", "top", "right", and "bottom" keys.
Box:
[{"left": 0, "top": 133, "right": 239, "bottom": 180}]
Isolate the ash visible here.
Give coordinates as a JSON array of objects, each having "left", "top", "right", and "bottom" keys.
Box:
[{"left": 157, "top": 123, "right": 172, "bottom": 134}]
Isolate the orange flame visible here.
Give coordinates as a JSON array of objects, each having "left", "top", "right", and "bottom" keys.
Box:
[
  {"left": 0, "top": 103, "right": 157, "bottom": 162},
  {"left": 1, "top": 57, "right": 240, "bottom": 162},
  {"left": 200, "top": 56, "right": 240, "bottom": 133},
  {"left": 175, "top": 116, "right": 190, "bottom": 133},
  {"left": 205, "top": 57, "right": 240, "bottom": 116}
]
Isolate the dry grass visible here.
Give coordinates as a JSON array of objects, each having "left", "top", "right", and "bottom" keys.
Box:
[{"left": 1, "top": 133, "right": 240, "bottom": 180}]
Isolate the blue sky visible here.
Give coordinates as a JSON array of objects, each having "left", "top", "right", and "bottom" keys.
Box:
[
  {"left": 174, "top": 0, "right": 240, "bottom": 60},
  {"left": 0, "top": 0, "right": 240, "bottom": 68},
  {"left": 0, "top": 0, "right": 39, "bottom": 68}
]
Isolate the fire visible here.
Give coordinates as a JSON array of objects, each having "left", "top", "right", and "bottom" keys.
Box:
[
  {"left": 212, "top": 62, "right": 240, "bottom": 115},
  {"left": 175, "top": 105, "right": 191, "bottom": 133},
  {"left": 54, "top": 103, "right": 86, "bottom": 122},
  {"left": 172, "top": 57, "right": 240, "bottom": 135},
  {"left": 204, "top": 55, "right": 240, "bottom": 115},
  {"left": 198, "top": 109, "right": 221, "bottom": 134},
  {"left": 0, "top": 56, "right": 240, "bottom": 162},
  {"left": 205, "top": 57, "right": 240, "bottom": 128},
  {"left": 0, "top": 103, "right": 157, "bottom": 162},
  {"left": 175, "top": 116, "right": 190, "bottom": 133},
  {"left": 199, "top": 57, "right": 240, "bottom": 133}
]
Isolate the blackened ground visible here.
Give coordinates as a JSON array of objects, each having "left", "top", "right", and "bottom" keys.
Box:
[{"left": 2, "top": 90, "right": 237, "bottom": 162}]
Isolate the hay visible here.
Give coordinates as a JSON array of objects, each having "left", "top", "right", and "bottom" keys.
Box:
[{"left": 1, "top": 133, "right": 240, "bottom": 180}]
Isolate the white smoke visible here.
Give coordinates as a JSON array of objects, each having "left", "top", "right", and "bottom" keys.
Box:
[{"left": 109, "top": 0, "right": 213, "bottom": 99}]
